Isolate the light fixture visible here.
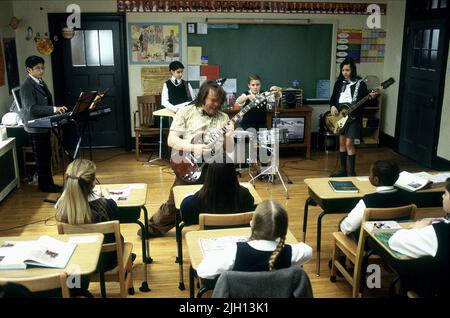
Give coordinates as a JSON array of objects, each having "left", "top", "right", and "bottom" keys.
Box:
[{"left": 206, "top": 18, "right": 311, "bottom": 25}]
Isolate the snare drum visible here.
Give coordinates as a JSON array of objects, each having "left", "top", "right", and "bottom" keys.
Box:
[{"left": 233, "top": 130, "right": 257, "bottom": 165}]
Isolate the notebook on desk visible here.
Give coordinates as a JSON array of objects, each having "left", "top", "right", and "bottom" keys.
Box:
[{"left": 328, "top": 180, "right": 359, "bottom": 193}]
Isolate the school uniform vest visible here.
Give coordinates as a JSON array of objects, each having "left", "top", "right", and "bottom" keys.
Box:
[
  {"left": 232, "top": 242, "right": 292, "bottom": 272},
  {"left": 362, "top": 189, "right": 410, "bottom": 210},
  {"left": 240, "top": 91, "right": 267, "bottom": 130},
  {"left": 430, "top": 222, "right": 450, "bottom": 296},
  {"left": 165, "top": 79, "right": 191, "bottom": 105}
]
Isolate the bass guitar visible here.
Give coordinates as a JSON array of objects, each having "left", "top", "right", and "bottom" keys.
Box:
[
  {"left": 170, "top": 91, "right": 276, "bottom": 183},
  {"left": 324, "top": 77, "right": 395, "bottom": 134}
]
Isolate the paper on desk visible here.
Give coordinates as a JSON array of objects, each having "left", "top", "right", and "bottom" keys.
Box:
[
  {"left": 68, "top": 236, "right": 99, "bottom": 244},
  {"left": 199, "top": 236, "right": 249, "bottom": 257},
  {"left": 128, "top": 184, "right": 145, "bottom": 190},
  {"left": 108, "top": 187, "right": 131, "bottom": 202}
]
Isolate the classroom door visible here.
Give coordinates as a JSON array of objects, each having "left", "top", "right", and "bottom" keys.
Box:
[
  {"left": 49, "top": 14, "right": 130, "bottom": 149},
  {"left": 397, "top": 19, "right": 448, "bottom": 167}
]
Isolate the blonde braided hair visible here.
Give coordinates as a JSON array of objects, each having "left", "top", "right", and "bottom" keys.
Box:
[{"left": 250, "top": 200, "right": 288, "bottom": 271}]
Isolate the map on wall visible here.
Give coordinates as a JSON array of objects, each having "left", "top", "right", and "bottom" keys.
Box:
[{"left": 128, "top": 23, "right": 181, "bottom": 64}]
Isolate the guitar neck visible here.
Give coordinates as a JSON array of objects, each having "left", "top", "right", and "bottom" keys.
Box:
[
  {"left": 346, "top": 95, "right": 371, "bottom": 116},
  {"left": 206, "top": 91, "right": 274, "bottom": 145}
]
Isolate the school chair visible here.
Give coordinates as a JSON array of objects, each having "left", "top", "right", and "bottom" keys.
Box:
[
  {"left": 134, "top": 94, "right": 165, "bottom": 161},
  {"left": 57, "top": 220, "right": 134, "bottom": 298},
  {"left": 212, "top": 266, "right": 313, "bottom": 298},
  {"left": 330, "top": 204, "right": 416, "bottom": 298},
  {"left": 198, "top": 211, "right": 255, "bottom": 230},
  {"left": 0, "top": 272, "right": 71, "bottom": 298}
]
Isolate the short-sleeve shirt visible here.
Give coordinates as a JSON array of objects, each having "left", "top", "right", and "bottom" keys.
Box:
[{"left": 170, "top": 104, "right": 230, "bottom": 143}]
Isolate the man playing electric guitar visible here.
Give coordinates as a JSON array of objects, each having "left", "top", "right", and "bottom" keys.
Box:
[
  {"left": 141, "top": 80, "right": 234, "bottom": 237},
  {"left": 329, "top": 58, "right": 379, "bottom": 177}
]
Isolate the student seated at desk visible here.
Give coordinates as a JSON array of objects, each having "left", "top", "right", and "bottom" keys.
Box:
[
  {"left": 55, "top": 159, "right": 134, "bottom": 272},
  {"left": 180, "top": 163, "right": 255, "bottom": 225},
  {"left": 197, "top": 200, "right": 312, "bottom": 279},
  {"left": 339, "top": 160, "right": 410, "bottom": 241},
  {"left": 388, "top": 178, "right": 450, "bottom": 297}
]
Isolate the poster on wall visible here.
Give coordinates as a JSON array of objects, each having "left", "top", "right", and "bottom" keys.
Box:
[
  {"left": 129, "top": 23, "right": 181, "bottom": 64},
  {"left": 141, "top": 66, "right": 171, "bottom": 95},
  {"left": 2, "top": 38, "right": 20, "bottom": 92},
  {"left": 336, "top": 29, "right": 362, "bottom": 64}
]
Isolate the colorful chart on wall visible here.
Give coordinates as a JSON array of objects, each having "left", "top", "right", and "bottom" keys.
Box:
[
  {"left": 360, "top": 29, "right": 386, "bottom": 63},
  {"left": 336, "top": 29, "right": 362, "bottom": 64},
  {"left": 129, "top": 23, "right": 181, "bottom": 64}
]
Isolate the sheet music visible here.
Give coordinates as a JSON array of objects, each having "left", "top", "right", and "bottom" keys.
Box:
[{"left": 199, "top": 236, "right": 249, "bottom": 257}]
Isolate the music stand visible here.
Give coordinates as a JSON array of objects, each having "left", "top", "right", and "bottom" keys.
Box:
[{"left": 248, "top": 93, "right": 291, "bottom": 199}]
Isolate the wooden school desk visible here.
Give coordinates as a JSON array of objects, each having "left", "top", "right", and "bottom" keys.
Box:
[
  {"left": 172, "top": 182, "right": 262, "bottom": 290},
  {"left": 185, "top": 227, "right": 298, "bottom": 298},
  {"left": 94, "top": 183, "right": 151, "bottom": 292},
  {"left": 0, "top": 233, "right": 103, "bottom": 279},
  {"left": 302, "top": 177, "right": 444, "bottom": 276}
]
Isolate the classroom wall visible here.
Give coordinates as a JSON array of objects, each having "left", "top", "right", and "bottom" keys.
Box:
[
  {"left": 437, "top": 43, "right": 450, "bottom": 161},
  {"left": 0, "top": 0, "right": 15, "bottom": 116}
]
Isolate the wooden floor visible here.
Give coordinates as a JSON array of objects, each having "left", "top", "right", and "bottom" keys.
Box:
[{"left": 0, "top": 146, "right": 427, "bottom": 298}]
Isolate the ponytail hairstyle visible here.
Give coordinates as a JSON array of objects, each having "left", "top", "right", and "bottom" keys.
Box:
[
  {"left": 55, "top": 159, "right": 108, "bottom": 224},
  {"left": 249, "top": 200, "right": 288, "bottom": 271}
]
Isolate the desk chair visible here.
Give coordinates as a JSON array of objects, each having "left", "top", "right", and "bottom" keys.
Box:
[
  {"left": 57, "top": 220, "right": 134, "bottom": 298},
  {"left": 0, "top": 272, "right": 70, "bottom": 298},
  {"left": 330, "top": 204, "right": 416, "bottom": 298},
  {"left": 212, "top": 266, "right": 313, "bottom": 298},
  {"left": 134, "top": 95, "right": 166, "bottom": 161}
]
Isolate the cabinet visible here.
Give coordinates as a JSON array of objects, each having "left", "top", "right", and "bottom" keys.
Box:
[
  {"left": 360, "top": 99, "right": 381, "bottom": 146},
  {"left": 0, "top": 138, "right": 20, "bottom": 202}
]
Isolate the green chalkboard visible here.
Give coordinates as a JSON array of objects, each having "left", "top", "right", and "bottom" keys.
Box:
[{"left": 187, "top": 24, "right": 333, "bottom": 98}]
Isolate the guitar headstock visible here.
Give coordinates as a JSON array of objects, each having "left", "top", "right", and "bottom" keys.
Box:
[
  {"left": 247, "top": 92, "right": 273, "bottom": 110},
  {"left": 381, "top": 77, "right": 395, "bottom": 90}
]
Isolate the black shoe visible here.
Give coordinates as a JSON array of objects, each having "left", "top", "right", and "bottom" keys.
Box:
[
  {"left": 39, "top": 184, "right": 63, "bottom": 193},
  {"left": 330, "top": 170, "right": 347, "bottom": 177}
]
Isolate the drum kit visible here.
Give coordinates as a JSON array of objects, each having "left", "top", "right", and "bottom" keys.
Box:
[{"left": 233, "top": 127, "right": 291, "bottom": 199}]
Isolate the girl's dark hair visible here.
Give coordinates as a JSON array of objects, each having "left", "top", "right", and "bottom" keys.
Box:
[
  {"left": 371, "top": 160, "right": 400, "bottom": 186},
  {"left": 25, "top": 55, "right": 45, "bottom": 69},
  {"left": 194, "top": 80, "right": 226, "bottom": 107},
  {"left": 337, "top": 57, "right": 358, "bottom": 81},
  {"left": 446, "top": 178, "right": 450, "bottom": 192},
  {"left": 169, "top": 61, "right": 184, "bottom": 71},
  {"left": 197, "top": 163, "right": 241, "bottom": 211},
  {"left": 247, "top": 74, "right": 261, "bottom": 84}
]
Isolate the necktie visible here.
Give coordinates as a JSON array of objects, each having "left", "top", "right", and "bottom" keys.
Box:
[
  {"left": 175, "top": 79, "right": 179, "bottom": 85},
  {"left": 38, "top": 79, "right": 44, "bottom": 86}
]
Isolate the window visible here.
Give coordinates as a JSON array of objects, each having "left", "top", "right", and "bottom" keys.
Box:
[
  {"left": 412, "top": 28, "right": 439, "bottom": 70},
  {"left": 71, "top": 30, "right": 114, "bottom": 67}
]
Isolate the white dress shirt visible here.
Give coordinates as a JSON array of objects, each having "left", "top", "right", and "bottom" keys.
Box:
[
  {"left": 29, "top": 74, "right": 57, "bottom": 113},
  {"left": 388, "top": 225, "right": 438, "bottom": 258},
  {"left": 196, "top": 239, "right": 313, "bottom": 279},
  {"left": 161, "top": 76, "right": 195, "bottom": 112},
  {"left": 338, "top": 80, "right": 356, "bottom": 104},
  {"left": 340, "top": 186, "right": 397, "bottom": 235}
]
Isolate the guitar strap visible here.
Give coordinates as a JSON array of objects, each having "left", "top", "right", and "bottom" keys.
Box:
[{"left": 352, "top": 79, "right": 363, "bottom": 103}]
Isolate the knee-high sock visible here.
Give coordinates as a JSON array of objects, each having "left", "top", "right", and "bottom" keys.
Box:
[
  {"left": 339, "top": 151, "right": 347, "bottom": 172},
  {"left": 348, "top": 154, "right": 356, "bottom": 175}
]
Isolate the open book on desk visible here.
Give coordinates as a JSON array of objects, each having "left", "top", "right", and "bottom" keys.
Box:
[
  {"left": 0, "top": 236, "right": 76, "bottom": 270},
  {"left": 395, "top": 171, "right": 438, "bottom": 192},
  {"left": 412, "top": 171, "right": 450, "bottom": 189}
]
